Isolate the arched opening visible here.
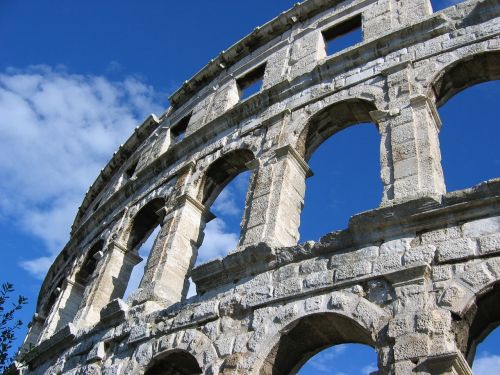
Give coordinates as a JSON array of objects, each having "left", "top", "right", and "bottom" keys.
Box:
[
  {"left": 298, "top": 99, "right": 382, "bottom": 240},
  {"left": 123, "top": 198, "right": 165, "bottom": 299},
  {"left": 196, "top": 170, "right": 251, "bottom": 265},
  {"left": 198, "top": 149, "right": 254, "bottom": 208},
  {"left": 472, "top": 328, "right": 500, "bottom": 375},
  {"left": 260, "top": 313, "right": 377, "bottom": 375},
  {"left": 188, "top": 149, "right": 253, "bottom": 297},
  {"left": 145, "top": 350, "right": 202, "bottom": 375},
  {"left": 459, "top": 283, "right": 500, "bottom": 366},
  {"left": 75, "top": 240, "right": 103, "bottom": 286},
  {"left": 433, "top": 52, "right": 500, "bottom": 192},
  {"left": 53, "top": 240, "right": 105, "bottom": 327},
  {"left": 127, "top": 198, "right": 165, "bottom": 251},
  {"left": 298, "top": 343, "right": 377, "bottom": 374},
  {"left": 123, "top": 226, "right": 160, "bottom": 299}
]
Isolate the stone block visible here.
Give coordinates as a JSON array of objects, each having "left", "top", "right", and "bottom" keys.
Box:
[
  {"left": 215, "top": 336, "right": 235, "bottom": 357},
  {"left": 335, "top": 260, "right": 372, "bottom": 281},
  {"left": 432, "top": 265, "right": 452, "bottom": 282},
  {"left": 303, "top": 270, "right": 334, "bottom": 289},
  {"left": 479, "top": 233, "right": 500, "bottom": 255},
  {"left": 421, "top": 226, "right": 462, "bottom": 244},
  {"left": 404, "top": 244, "right": 436, "bottom": 265},
  {"left": 393, "top": 333, "right": 430, "bottom": 361},
  {"left": 274, "top": 277, "right": 302, "bottom": 298},
  {"left": 388, "top": 315, "right": 412, "bottom": 338},
  {"left": 463, "top": 216, "right": 500, "bottom": 237},
  {"left": 436, "top": 238, "right": 477, "bottom": 262},
  {"left": 373, "top": 253, "right": 403, "bottom": 273}
]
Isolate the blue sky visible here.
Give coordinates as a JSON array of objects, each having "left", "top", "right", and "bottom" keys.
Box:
[{"left": 0, "top": 0, "right": 499, "bottom": 373}]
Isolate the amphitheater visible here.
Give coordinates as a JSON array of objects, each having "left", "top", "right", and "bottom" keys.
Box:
[{"left": 20, "top": 0, "right": 500, "bottom": 373}]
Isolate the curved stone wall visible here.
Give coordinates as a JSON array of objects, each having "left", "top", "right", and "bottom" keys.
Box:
[{"left": 21, "top": 0, "right": 500, "bottom": 373}]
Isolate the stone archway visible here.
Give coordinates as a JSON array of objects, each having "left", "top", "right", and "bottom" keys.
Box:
[
  {"left": 145, "top": 350, "right": 202, "bottom": 375},
  {"left": 259, "top": 312, "right": 377, "bottom": 375}
]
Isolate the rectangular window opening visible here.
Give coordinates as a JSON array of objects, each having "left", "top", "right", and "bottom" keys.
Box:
[
  {"left": 171, "top": 112, "right": 192, "bottom": 142},
  {"left": 237, "top": 63, "right": 266, "bottom": 101},
  {"left": 125, "top": 159, "right": 139, "bottom": 179},
  {"left": 322, "top": 15, "right": 362, "bottom": 56}
]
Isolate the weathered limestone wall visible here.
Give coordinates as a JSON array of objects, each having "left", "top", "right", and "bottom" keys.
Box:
[{"left": 21, "top": 0, "right": 500, "bottom": 373}]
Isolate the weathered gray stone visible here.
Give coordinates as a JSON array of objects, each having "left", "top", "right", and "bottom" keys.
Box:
[{"left": 21, "top": 1, "right": 500, "bottom": 374}]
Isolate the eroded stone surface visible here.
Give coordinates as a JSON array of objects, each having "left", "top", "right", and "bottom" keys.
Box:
[{"left": 21, "top": 0, "right": 500, "bottom": 374}]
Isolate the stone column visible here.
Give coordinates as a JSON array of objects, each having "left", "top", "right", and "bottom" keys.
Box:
[
  {"left": 239, "top": 145, "right": 312, "bottom": 247},
  {"left": 21, "top": 314, "right": 45, "bottom": 349},
  {"left": 374, "top": 67, "right": 445, "bottom": 205},
  {"left": 385, "top": 265, "right": 470, "bottom": 374},
  {"left": 76, "top": 241, "right": 141, "bottom": 327},
  {"left": 131, "top": 194, "right": 214, "bottom": 306},
  {"left": 41, "top": 278, "right": 85, "bottom": 340}
]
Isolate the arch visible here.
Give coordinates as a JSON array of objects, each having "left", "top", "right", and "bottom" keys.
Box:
[
  {"left": 197, "top": 148, "right": 255, "bottom": 208},
  {"left": 75, "top": 240, "right": 104, "bottom": 285},
  {"left": 127, "top": 197, "right": 166, "bottom": 251},
  {"left": 430, "top": 51, "right": 500, "bottom": 108},
  {"left": 249, "top": 294, "right": 387, "bottom": 375},
  {"left": 437, "top": 258, "right": 500, "bottom": 364},
  {"left": 145, "top": 350, "right": 202, "bottom": 375},
  {"left": 260, "top": 313, "right": 376, "bottom": 374},
  {"left": 149, "top": 329, "right": 220, "bottom": 374},
  {"left": 464, "top": 282, "right": 500, "bottom": 365},
  {"left": 296, "top": 98, "right": 379, "bottom": 161}
]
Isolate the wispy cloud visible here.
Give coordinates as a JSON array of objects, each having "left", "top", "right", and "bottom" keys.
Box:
[
  {"left": 473, "top": 354, "right": 500, "bottom": 375},
  {"left": 212, "top": 188, "right": 240, "bottom": 216},
  {"left": 0, "top": 65, "right": 163, "bottom": 279},
  {"left": 197, "top": 218, "right": 239, "bottom": 264},
  {"left": 211, "top": 171, "right": 251, "bottom": 217}
]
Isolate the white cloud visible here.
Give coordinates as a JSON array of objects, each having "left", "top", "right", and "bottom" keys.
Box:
[
  {"left": 197, "top": 218, "right": 239, "bottom": 264},
  {"left": 212, "top": 188, "right": 240, "bottom": 216},
  {"left": 19, "top": 256, "right": 54, "bottom": 280},
  {"left": 0, "top": 65, "right": 163, "bottom": 279},
  {"left": 473, "top": 354, "right": 500, "bottom": 375},
  {"left": 211, "top": 171, "right": 251, "bottom": 217}
]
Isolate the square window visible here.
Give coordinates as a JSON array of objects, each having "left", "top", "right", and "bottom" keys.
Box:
[
  {"left": 237, "top": 64, "right": 266, "bottom": 100},
  {"left": 171, "top": 113, "right": 191, "bottom": 142},
  {"left": 322, "top": 15, "right": 363, "bottom": 56}
]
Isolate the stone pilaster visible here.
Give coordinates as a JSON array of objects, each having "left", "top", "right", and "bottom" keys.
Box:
[
  {"left": 21, "top": 314, "right": 45, "bottom": 350},
  {"left": 375, "top": 66, "right": 445, "bottom": 205},
  {"left": 76, "top": 241, "right": 141, "bottom": 327},
  {"left": 385, "top": 265, "right": 469, "bottom": 374},
  {"left": 38, "top": 278, "right": 85, "bottom": 341},
  {"left": 239, "top": 145, "right": 312, "bottom": 247},
  {"left": 131, "top": 194, "right": 214, "bottom": 306}
]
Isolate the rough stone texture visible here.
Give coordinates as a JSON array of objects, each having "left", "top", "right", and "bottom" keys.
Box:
[{"left": 20, "top": 0, "right": 500, "bottom": 374}]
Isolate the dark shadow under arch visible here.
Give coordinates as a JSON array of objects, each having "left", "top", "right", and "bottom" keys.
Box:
[
  {"left": 260, "top": 312, "right": 376, "bottom": 375},
  {"left": 459, "top": 282, "right": 500, "bottom": 365},
  {"left": 432, "top": 51, "right": 500, "bottom": 108},
  {"left": 297, "top": 98, "right": 378, "bottom": 161},
  {"left": 75, "top": 240, "right": 104, "bottom": 285},
  {"left": 199, "top": 149, "right": 254, "bottom": 208},
  {"left": 145, "top": 350, "right": 202, "bottom": 375},
  {"left": 127, "top": 197, "right": 166, "bottom": 251}
]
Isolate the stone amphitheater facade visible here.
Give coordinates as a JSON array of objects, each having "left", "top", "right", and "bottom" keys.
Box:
[{"left": 20, "top": 0, "right": 500, "bottom": 373}]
